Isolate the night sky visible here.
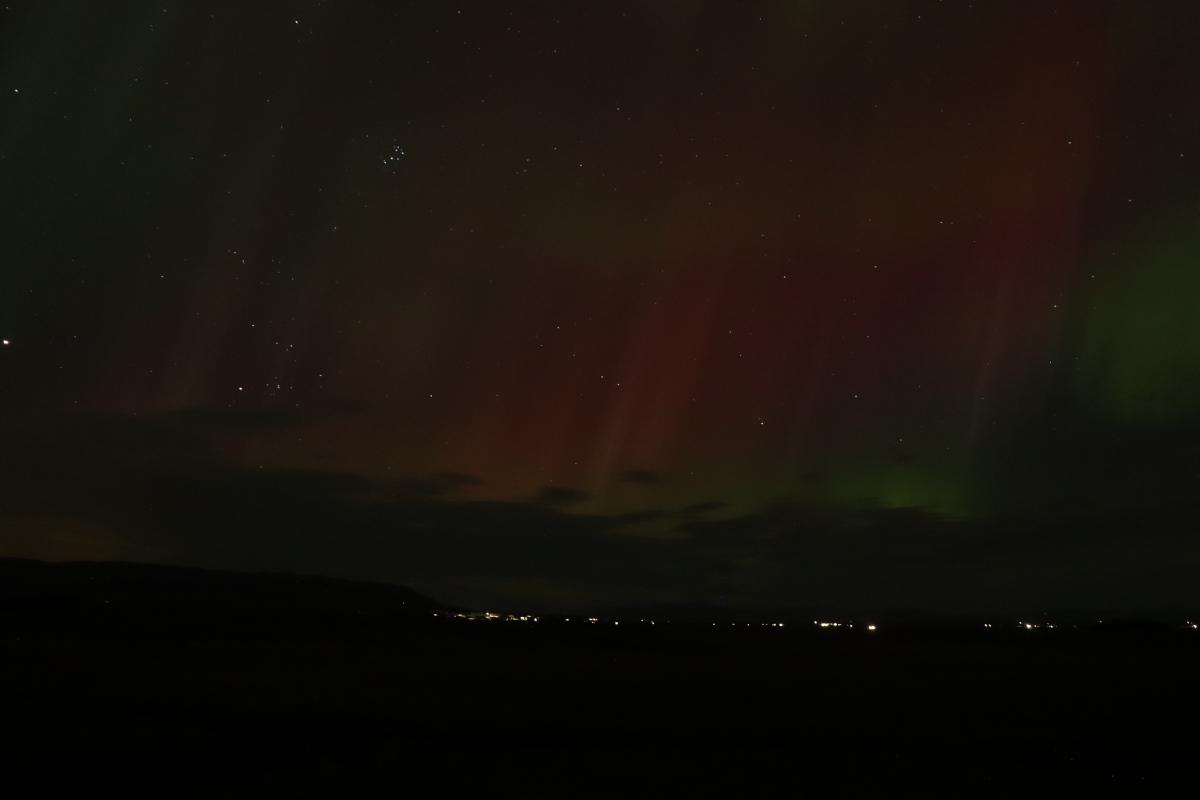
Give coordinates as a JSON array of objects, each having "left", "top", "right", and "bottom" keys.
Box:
[{"left": 3, "top": 1, "right": 1199, "bottom": 614}]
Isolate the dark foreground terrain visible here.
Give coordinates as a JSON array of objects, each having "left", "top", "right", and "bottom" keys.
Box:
[{"left": 3, "top": 559, "right": 1197, "bottom": 796}]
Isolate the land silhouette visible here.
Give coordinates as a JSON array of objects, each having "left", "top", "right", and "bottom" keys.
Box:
[{"left": 4, "top": 558, "right": 1198, "bottom": 794}]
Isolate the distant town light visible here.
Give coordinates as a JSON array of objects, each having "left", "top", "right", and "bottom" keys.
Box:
[{"left": 867, "top": 624, "right": 877, "bottom": 632}]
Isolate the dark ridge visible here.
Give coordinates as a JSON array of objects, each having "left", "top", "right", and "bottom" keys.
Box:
[{"left": 0, "top": 557, "right": 438, "bottom": 642}]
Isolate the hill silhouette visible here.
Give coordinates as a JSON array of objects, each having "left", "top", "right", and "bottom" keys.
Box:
[{"left": 0, "top": 557, "right": 438, "bottom": 642}]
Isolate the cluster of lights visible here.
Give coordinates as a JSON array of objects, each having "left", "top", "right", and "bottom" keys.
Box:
[
  {"left": 447, "top": 610, "right": 532, "bottom": 622},
  {"left": 810, "top": 620, "right": 879, "bottom": 631},
  {"left": 382, "top": 143, "right": 406, "bottom": 168},
  {"left": 440, "top": 612, "right": 888, "bottom": 632},
  {"left": 437, "top": 613, "right": 1200, "bottom": 634},
  {"left": 1017, "top": 621, "right": 1056, "bottom": 630}
]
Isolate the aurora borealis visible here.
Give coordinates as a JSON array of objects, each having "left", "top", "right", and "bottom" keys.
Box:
[{"left": 2, "top": 1, "right": 1200, "bottom": 613}]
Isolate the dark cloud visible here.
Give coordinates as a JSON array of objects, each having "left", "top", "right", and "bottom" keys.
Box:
[
  {"left": 672, "top": 500, "right": 1200, "bottom": 614},
  {"left": 622, "top": 470, "right": 665, "bottom": 486},
  {"left": 0, "top": 414, "right": 687, "bottom": 608},
  {"left": 429, "top": 472, "right": 483, "bottom": 489},
  {"left": 2, "top": 411, "right": 1199, "bottom": 615},
  {"left": 612, "top": 510, "right": 669, "bottom": 526},
  {"left": 391, "top": 472, "right": 485, "bottom": 499},
  {"left": 536, "top": 486, "right": 590, "bottom": 506},
  {"left": 681, "top": 501, "right": 728, "bottom": 516}
]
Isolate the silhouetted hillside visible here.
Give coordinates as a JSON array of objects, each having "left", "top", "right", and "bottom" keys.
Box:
[{"left": 0, "top": 558, "right": 437, "bottom": 642}]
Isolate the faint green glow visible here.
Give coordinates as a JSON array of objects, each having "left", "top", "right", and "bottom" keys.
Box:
[
  {"left": 1076, "top": 218, "right": 1200, "bottom": 423},
  {"left": 873, "top": 470, "right": 971, "bottom": 517},
  {"left": 778, "top": 457, "right": 975, "bottom": 518}
]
